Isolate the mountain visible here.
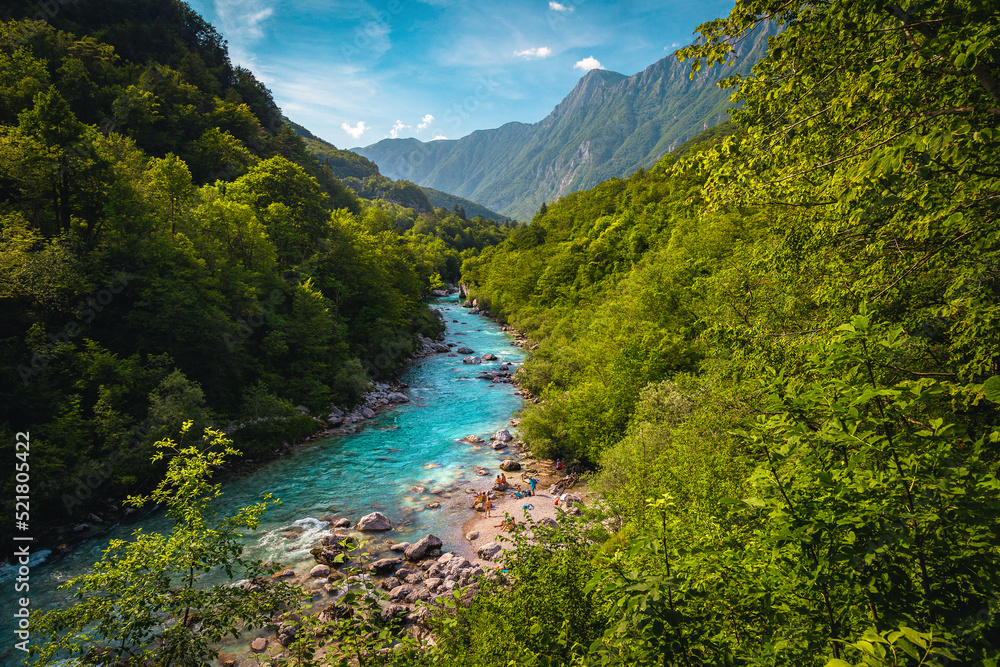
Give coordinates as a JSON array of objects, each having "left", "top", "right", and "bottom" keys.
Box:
[
  {"left": 420, "top": 187, "right": 510, "bottom": 222},
  {"left": 354, "top": 22, "right": 777, "bottom": 220},
  {"left": 287, "top": 120, "right": 505, "bottom": 219}
]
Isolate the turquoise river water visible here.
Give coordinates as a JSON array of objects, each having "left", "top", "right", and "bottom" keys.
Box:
[{"left": 0, "top": 295, "right": 524, "bottom": 666}]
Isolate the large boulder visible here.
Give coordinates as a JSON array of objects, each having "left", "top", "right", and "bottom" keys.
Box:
[
  {"left": 463, "top": 435, "right": 484, "bottom": 443},
  {"left": 491, "top": 441, "right": 507, "bottom": 451},
  {"left": 432, "top": 342, "right": 450, "bottom": 353},
  {"left": 357, "top": 512, "right": 393, "bottom": 532},
  {"left": 321, "top": 533, "right": 357, "bottom": 547},
  {"left": 476, "top": 542, "right": 503, "bottom": 561},
  {"left": 462, "top": 356, "right": 482, "bottom": 365},
  {"left": 369, "top": 557, "right": 404, "bottom": 574},
  {"left": 562, "top": 494, "right": 584, "bottom": 507},
  {"left": 404, "top": 534, "right": 443, "bottom": 561},
  {"left": 388, "top": 584, "right": 414, "bottom": 602},
  {"left": 309, "top": 564, "right": 331, "bottom": 578},
  {"left": 482, "top": 353, "right": 498, "bottom": 361},
  {"left": 500, "top": 459, "right": 521, "bottom": 472},
  {"left": 311, "top": 546, "right": 347, "bottom": 567},
  {"left": 456, "top": 346, "right": 474, "bottom": 354},
  {"left": 277, "top": 622, "right": 297, "bottom": 647},
  {"left": 387, "top": 392, "right": 409, "bottom": 403},
  {"left": 492, "top": 429, "right": 513, "bottom": 442}
]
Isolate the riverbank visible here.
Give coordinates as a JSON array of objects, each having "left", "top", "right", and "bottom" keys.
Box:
[{"left": 458, "top": 443, "right": 591, "bottom": 567}]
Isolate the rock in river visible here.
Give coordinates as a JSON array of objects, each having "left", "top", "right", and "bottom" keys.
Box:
[
  {"left": 309, "top": 564, "right": 331, "bottom": 578},
  {"left": 369, "top": 557, "right": 403, "bottom": 574},
  {"left": 482, "top": 353, "right": 497, "bottom": 361},
  {"left": 492, "top": 429, "right": 513, "bottom": 442},
  {"left": 357, "top": 511, "right": 393, "bottom": 531},
  {"left": 463, "top": 356, "right": 482, "bottom": 364},
  {"left": 456, "top": 346, "right": 474, "bottom": 354}
]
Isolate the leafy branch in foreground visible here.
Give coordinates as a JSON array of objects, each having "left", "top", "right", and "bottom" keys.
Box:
[{"left": 32, "top": 421, "right": 298, "bottom": 666}]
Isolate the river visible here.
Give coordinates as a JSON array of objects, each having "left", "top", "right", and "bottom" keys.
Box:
[{"left": 0, "top": 295, "right": 524, "bottom": 665}]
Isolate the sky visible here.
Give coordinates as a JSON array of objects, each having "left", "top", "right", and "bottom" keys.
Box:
[{"left": 185, "top": 0, "right": 737, "bottom": 148}]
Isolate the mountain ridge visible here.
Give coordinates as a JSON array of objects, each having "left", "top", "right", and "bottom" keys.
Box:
[{"left": 355, "top": 21, "right": 777, "bottom": 219}]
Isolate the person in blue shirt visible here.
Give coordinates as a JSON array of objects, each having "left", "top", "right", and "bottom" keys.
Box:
[{"left": 529, "top": 476, "right": 537, "bottom": 496}]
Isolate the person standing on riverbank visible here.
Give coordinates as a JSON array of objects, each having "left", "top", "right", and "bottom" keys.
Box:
[
  {"left": 484, "top": 496, "right": 492, "bottom": 519},
  {"left": 529, "top": 476, "right": 537, "bottom": 496}
]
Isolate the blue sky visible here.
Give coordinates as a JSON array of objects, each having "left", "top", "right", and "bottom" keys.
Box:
[{"left": 185, "top": 0, "right": 737, "bottom": 148}]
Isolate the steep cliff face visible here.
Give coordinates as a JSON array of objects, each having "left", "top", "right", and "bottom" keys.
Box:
[{"left": 355, "top": 22, "right": 778, "bottom": 220}]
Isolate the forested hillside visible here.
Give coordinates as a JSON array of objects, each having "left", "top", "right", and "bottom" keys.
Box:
[
  {"left": 425, "top": 1, "right": 1000, "bottom": 664},
  {"left": 0, "top": 2, "right": 511, "bottom": 537}
]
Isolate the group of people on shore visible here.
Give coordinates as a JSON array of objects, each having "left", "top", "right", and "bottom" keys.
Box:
[{"left": 475, "top": 473, "right": 538, "bottom": 519}]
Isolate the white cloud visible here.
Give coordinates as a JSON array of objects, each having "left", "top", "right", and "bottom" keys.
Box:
[
  {"left": 432, "top": 135, "right": 448, "bottom": 141},
  {"left": 513, "top": 46, "right": 552, "bottom": 59},
  {"left": 549, "top": 1, "right": 573, "bottom": 11},
  {"left": 211, "top": 0, "right": 275, "bottom": 65},
  {"left": 417, "top": 113, "right": 435, "bottom": 129},
  {"left": 574, "top": 56, "right": 603, "bottom": 71},
  {"left": 390, "top": 119, "right": 410, "bottom": 138},
  {"left": 342, "top": 121, "right": 368, "bottom": 139}
]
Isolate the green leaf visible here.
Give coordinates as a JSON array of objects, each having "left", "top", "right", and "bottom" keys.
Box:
[{"left": 983, "top": 376, "right": 1000, "bottom": 403}]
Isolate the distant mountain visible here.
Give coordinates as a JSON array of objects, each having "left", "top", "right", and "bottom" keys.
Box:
[
  {"left": 420, "top": 187, "right": 509, "bottom": 222},
  {"left": 288, "top": 120, "right": 504, "bottom": 219},
  {"left": 354, "top": 22, "right": 777, "bottom": 220}
]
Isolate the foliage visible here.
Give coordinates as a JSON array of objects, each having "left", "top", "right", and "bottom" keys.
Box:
[
  {"left": 0, "top": 13, "right": 455, "bottom": 537},
  {"left": 453, "top": 1, "right": 1000, "bottom": 664},
  {"left": 32, "top": 422, "right": 297, "bottom": 666}
]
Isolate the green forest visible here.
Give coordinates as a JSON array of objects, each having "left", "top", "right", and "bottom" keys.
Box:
[
  {"left": 4, "top": 0, "right": 1000, "bottom": 665},
  {"left": 0, "top": 1, "right": 508, "bottom": 537},
  {"left": 443, "top": 0, "right": 1000, "bottom": 665}
]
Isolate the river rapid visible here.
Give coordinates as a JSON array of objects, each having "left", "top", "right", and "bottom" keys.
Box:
[{"left": 0, "top": 295, "right": 524, "bottom": 665}]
